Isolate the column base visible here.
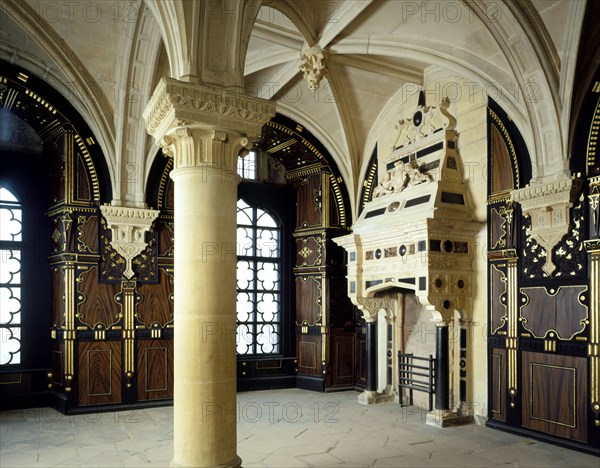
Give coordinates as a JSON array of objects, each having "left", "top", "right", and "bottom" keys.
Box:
[
  {"left": 357, "top": 390, "right": 396, "bottom": 405},
  {"left": 473, "top": 414, "right": 488, "bottom": 426},
  {"left": 170, "top": 455, "right": 242, "bottom": 468},
  {"left": 425, "top": 410, "right": 473, "bottom": 428}
]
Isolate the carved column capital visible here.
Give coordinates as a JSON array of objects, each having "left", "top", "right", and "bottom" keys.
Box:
[
  {"left": 158, "top": 127, "right": 252, "bottom": 175},
  {"left": 100, "top": 205, "right": 160, "bottom": 279},
  {"left": 512, "top": 175, "right": 582, "bottom": 274},
  {"left": 143, "top": 77, "right": 276, "bottom": 170},
  {"left": 355, "top": 297, "right": 395, "bottom": 323},
  {"left": 299, "top": 47, "right": 329, "bottom": 91}
]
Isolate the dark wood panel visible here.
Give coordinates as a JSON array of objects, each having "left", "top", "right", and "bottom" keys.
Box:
[
  {"left": 158, "top": 221, "right": 174, "bottom": 257},
  {"left": 297, "top": 335, "right": 321, "bottom": 376},
  {"left": 77, "top": 266, "right": 120, "bottom": 329},
  {"left": 50, "top": 135, "right": 66, "bottom": 204},
  {"left": 51, "top": 267, "right": 65, "bottom": 327},
  {"left": 328, "top": 183, "right": 340, "bottom": 227},
  {"left": 76, "top": 152, "right": 91, "bottom": 201},
  {"left": 295, "top": 276, "right": 322, "bottom": 325},
  {"left": 490, "top": 126, "right": 514, "bottom": 194},
  {"left": 521, "top": 286, "right": 587, "bottom": 339},
  {"left": 51, "top": 343, "right": 64, "bottom": 389},
  {"left": 50, "top": 216, "right": 66, "bottom": 254},
  {"left": 490, "top": 347, "right": 506, "bottom": 422},
  {"left": 330, "top": 333, "right": 354, "bottom": 387},
  {"left": 77, "top": 214, "right": 98, "bottom": 253},
  {"left": 521, "top": 288, "right": 555, "bottom": 337},
  {"left": 356, "top": 331, "right": 366, "bottom": 387},
  {"left": 490, "top": 263, "right": 507, "bottom": 333},
  {"left": 292, "top": 173, "right": 322, "bottom": 229},
  {"left": 136, "top": 339, "right": 173, "bottom": 401},
  {"left": 78, "top": 341, "right": 122, "bottom": 406},
  {"left": 489, "top": 207, "right": 506, "bottom": 249},
  {"left": 136, "top": 269, "right": 174, "bottom": 327},
  {"left": 554, "top": 287, "right": 587, "bottom": 339},
  {"left": 328, "top": 275, "right": 354, "bottom": 327},
  {"left": 296, "top": 236, "right": 323, "bottom": 267},
  {"left": 521, "top": 351, "right": 587, "bottom": 442},
  {"left": 164, "top": 178, "right": 174, "bottom": 211}
]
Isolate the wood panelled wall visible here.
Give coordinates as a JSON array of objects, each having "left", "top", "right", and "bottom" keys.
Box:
[
  {"left": 290, "top": 169, "right": 355, "bottom": 391},
  {"left": 48, "top": 138, "right": 174, "bottom": 412},
  {"left": 262, "top": 116, "right": 357, "bottom": 392},
  {"left": 486, "top": 99, "right": 600, "bottom": 453}
]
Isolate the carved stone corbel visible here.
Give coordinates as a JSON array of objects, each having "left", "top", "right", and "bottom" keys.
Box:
[
  {"left": 355, "top": 296, "right": 396, "bottom": 322},
  {"left": 100, "top": 205, "right": 160, "bottom": 279},
  {"left": 512, "top": 176, "right": 582, "bottom": 275}
]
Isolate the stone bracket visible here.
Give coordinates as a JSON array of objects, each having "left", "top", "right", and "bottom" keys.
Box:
[
  {"left": 512, "top": 176, "right": 582, "bottom": 275},
  {"left": 100, "top": 205, "right": 160, "bottom": 279},
  {"left": 354, "top": 296, "right": 396, "bottom": 322}
]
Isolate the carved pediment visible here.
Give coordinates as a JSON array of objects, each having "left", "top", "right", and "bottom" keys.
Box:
[{"left": 393, "top": 97, "right": 456, "bottom": 149}]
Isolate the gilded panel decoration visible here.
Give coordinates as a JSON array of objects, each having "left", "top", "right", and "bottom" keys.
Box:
[
  {"left": 99, "top": 217, "right": 126, "bottom": 280},
  {"left": 76, "top": 266, "right": 121, "bottom": 330}
]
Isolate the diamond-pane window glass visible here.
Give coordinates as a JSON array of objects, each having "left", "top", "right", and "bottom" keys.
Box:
[
  {"left": 236, "top": 198, "right": 281, "bottom": 355},
  {"left": 237, "top": 151, "right": 256, "bottom": 180},
  {"left": 0, "top": 184, "right": 22, "bottom": 365}
]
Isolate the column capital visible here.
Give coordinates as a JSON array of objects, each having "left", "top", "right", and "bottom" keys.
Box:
[
  {"left": 143, "top": 77, "right": 276, "bottom": 145},
  {"left": 355, "top": 297, "right": 395, "bottom": 322}
]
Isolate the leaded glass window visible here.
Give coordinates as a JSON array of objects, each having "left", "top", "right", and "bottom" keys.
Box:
[
  {"left": 237, "top": 151, "right": 256, "bottom": 180},
  {"left": 0, "top": 184, "right": 22, "bottom": 365},
  {"left": 236, "top": 199, "right": 281, "bottom": 355}
]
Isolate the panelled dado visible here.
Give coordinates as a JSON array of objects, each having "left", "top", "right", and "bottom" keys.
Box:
[
  {"left": 486, "top": 93, "right": 600, "bottom": 452},
  {"left": 0, "top": 63, "right": 175, "bottom": 411},
  {"left": 47, "top": 137, "right": 175, "bottom": 410},
  {"left": 261, "top": 117, "right": 356, "bottom": 391}
]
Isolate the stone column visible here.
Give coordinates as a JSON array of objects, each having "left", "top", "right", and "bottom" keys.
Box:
[
  {"left": 355, "top": 297, "right": 395, "bottom": 404},
  {"left": 434, "top": 322, "right": 449, "bottom": 410},
  {"left": 365, "top": 319, "right": 378, "bottom": 393},
  {"left": 143, "top": 78, "right": 275, "bottom": 468}
]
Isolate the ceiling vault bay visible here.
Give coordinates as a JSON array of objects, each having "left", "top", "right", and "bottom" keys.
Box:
[
  {"left": 0, "top": 0, "right": 587, "bottom": 220},
  {"left": 244, "top": 0, "right": 580, "bottom": 217}
]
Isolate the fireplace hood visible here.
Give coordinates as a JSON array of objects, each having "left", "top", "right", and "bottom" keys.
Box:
[{"left": 335, "top": 98, "right": 482, "bottom": 321}]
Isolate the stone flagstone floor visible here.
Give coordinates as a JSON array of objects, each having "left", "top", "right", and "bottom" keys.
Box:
[{"left": 1, "top": 389, "right": 598, "bottom": 467}]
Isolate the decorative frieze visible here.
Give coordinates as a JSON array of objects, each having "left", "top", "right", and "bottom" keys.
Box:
[
  {"left": 512, "top": 176, "right": 582, "bottom": 275},
  {"left": 143, "top": 77, "right": 276, "bottom": 146},
  {"left": 100, "top": 205, "right": 160, "bottom": 279}
]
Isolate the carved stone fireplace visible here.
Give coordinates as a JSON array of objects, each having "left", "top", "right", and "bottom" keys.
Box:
[{"left": 335, "top": 96, "right": 482, "bottom": 425}]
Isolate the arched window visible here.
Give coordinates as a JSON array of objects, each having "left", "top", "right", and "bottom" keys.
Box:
[
  {"left": 0, "top": 184, "right": 23, "bottom": 365},
  {"left": 236, "top": 199, "right": 281, "bottom": 355}
]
